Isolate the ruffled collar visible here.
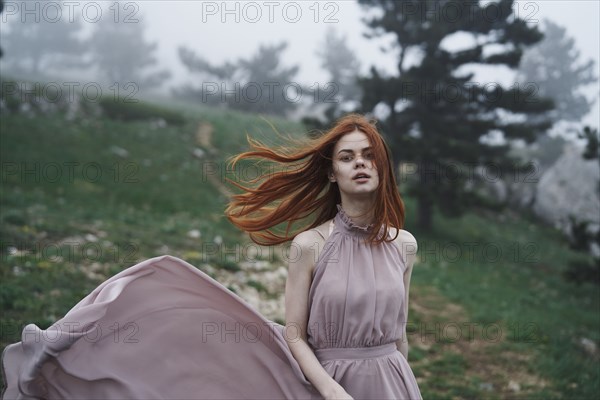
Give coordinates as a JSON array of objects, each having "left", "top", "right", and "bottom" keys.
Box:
[{"left": 335, "top": 204, "right": 375, "bottom": 233}]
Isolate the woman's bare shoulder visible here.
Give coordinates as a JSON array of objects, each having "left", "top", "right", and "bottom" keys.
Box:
[
  {"left": 291, "top": 221, "right": 332, "bottom": 273},
  {"left": 388, "top": 226, "right": 417, "bottom": 242},
  {"left": 299, "top": 219, "right": 333, "bottom": 241},
  {"left": 388, "top": 227, "right": 418, "bottom": 269},
  {"left": 396, "top": 228, "right": 417, "bottom": 247},
  {"left": 292, "top": 229, "right": 322, "bottom": 247}
]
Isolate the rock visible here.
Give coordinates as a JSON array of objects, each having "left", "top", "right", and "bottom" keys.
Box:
[
  {"left": 239, "top": 260, "right": 272, "bottom": 270},
  {"left": 261, "top": 298, "right": 285, "bottom": 321},
  {"left": 276, "top": 266, "right": 288, "bottom": 278},
  {"left": 246, "top": 245, "right": 259, "bottom": 259},
  {"left": 534, "top": 143, "right": 600, "bottom": 236},
  {"left": 7, "top": 247, "right": 28, "bottom": 256},
  {"left": 236, "top": 286, "right": 261, "bottom": 311},
  {"left": 187, "top": 229, "right": 202, "bottom": 239},
  {"left": 109, "top": 146, "right": 129, "bottom": 158},
  {"left": 260, "top": 270, "right": 286, "bottom": 293},
  {"left": 149, "top": 118, "right": 167, "bottom": 129},
  {"left": 57, "top": 235, "right": 86, "bottom": 246},
  {"left": 77, "top": 261, "right": 101, "bottom": 278},
  {"left": 578, "top": 337, "right": 598, "bottom": 357},
  {"left": 200, "top": 263, "right": 215, "bottom": 275},
  {"left": 507, "top": 380, "right": 521, "bottom": 392},
  {"left": 89, "top": 262, "right": 104, "bottom": 272},
  {"left": 192, "top": 148, "right": 206, "bottom": 159},
  {"left": 84, "top": 233, "right": 98, "bottom": 242},
  {"left": 156, "top": 244, "right": 170, "bottom": 254},
  {"left": 503, "top": 159, "right": 541, "bottom": 209},
  {"left": 233, "top": 271, "right": 245, "bottom": 281}
]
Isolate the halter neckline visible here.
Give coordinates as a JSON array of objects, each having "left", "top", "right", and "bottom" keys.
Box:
[{"left": 335, "top": 203, "right": 376, "bottom": 234}]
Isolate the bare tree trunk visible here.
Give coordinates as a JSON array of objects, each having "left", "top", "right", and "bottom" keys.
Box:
[
  {"left": 417, "top": 160, "right": 434, "bottom": 231},
  {"left": 417, "top": 192, "right": 433, "bottom": 231}
]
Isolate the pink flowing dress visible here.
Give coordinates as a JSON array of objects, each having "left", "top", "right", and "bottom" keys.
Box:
[{"left": 2, "top": 204, "right": 422, "bottom": 399}]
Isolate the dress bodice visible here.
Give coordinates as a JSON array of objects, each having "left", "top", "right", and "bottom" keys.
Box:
[{"left": 306, "top": 204, "right": 407, "bottom": 350}]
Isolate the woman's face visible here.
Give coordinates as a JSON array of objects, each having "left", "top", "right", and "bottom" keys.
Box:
[{"left": 329, "top": 130, "right": 379, "bottom": 196}]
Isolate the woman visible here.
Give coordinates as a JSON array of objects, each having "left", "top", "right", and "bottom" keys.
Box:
[{"left": 1, "top": 114, "right": 422, "bottom": 399}]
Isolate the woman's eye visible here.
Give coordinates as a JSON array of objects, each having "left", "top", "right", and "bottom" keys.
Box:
[{"left": 340, "top": 153, "right": 373, "bottom": 161}]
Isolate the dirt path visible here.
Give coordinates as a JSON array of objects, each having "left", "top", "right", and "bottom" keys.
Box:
[
  {"left": 195, "top": 121, "right": 232, "bottom": 197},
  {"left": 409, "top": 285, "right": 554, "bottom": 399}
]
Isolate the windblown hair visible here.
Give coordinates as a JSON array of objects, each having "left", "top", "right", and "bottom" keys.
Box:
[{"left": 224, "top": 113, "right": 405, "bottom": 246}]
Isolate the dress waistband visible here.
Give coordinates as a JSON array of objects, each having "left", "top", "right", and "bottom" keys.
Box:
[{"left": 314, "top": 342, "right": 398, "bottom": 362}]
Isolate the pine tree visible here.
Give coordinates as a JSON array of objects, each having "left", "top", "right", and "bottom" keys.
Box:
[
  {"left": 356, "top": 0, "right": 554, "bottom": 230},
  {"left": 0, "top": 2, "right": 87, "bottom": 78},
  {"left": 517, "top": 18, "right": 598, "bottom": 123},
  {"left": 176, "top": 42, "right": 301, "bottom": 117},
  {"left": 314, "top": 26, "right": 363, "bottom": 122},
  {"left": 236, "top": 42, "right": 300, "bottom": 116},
  {"left": 0, "top": 0, "right": 5, "bottom": 58},
  {"left": 86, "top": 5, "right": 171, "bottom": 93}
]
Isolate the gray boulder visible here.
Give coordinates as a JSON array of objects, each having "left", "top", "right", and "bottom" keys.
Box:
[{"left": 533, "top": 143, "right": 600, "bottom": 237}]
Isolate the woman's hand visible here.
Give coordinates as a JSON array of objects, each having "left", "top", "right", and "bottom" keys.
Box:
[{"left": 323, "top": 383, "right": 355, "bottom": 400}]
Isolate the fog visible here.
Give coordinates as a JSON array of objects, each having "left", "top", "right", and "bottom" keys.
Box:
[
  {"left": 1, "top": 0, "right": 598, "bottom": 126},
  {"left": 140, "top": 0, "right": 599, "bottom": 126}
]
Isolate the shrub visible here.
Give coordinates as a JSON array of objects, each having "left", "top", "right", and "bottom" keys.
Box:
[{"left": 98, "top": 96, "right": 186, "bottom": 126}]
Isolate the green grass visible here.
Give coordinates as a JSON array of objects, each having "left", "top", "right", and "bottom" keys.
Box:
[
  {"left": 406, "top": 200, "right": 599, "bottom": 399},
  {"left": 0, "top": 105, "right": 307, "bottom": 348},
  {"left": 1, "top": 97, "right": 598, "bottom": 398},
  {"left": 145, "top": 92, "right": 309, "bottom": 158}
]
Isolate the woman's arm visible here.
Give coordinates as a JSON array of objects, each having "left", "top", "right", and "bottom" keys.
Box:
[
  {"left": 284, "top": 231, "right": 353, "bottom": 400},
  {"left": 394, "top": 230, "right": 418, "bottom": 361}
]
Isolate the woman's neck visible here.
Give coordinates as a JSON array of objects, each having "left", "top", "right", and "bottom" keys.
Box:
[{"left": 339, "top": 201, "right": 375, "bottom": 228}]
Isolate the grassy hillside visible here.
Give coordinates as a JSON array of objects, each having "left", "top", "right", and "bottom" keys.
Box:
[
  {"left": 1, "top": 101, "right": 598, "bottom": 398},
  {"left": 407, "top": 205, "right": 599, "bottom": 399},
  {"left": 0, "top": 103, "right": 306, "bottom": 340}
]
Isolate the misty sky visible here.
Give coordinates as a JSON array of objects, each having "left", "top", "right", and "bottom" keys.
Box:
[
  {"left": 142, "top": 0, "right": 599, "bottom": 126},
  {"left": 1, "top": 0, "right": 598, "bottom": 126}
]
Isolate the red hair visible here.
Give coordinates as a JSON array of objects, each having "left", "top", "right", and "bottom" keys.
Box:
[{"left": 224, "top": 113, "right": 405, "bottom": 246}]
